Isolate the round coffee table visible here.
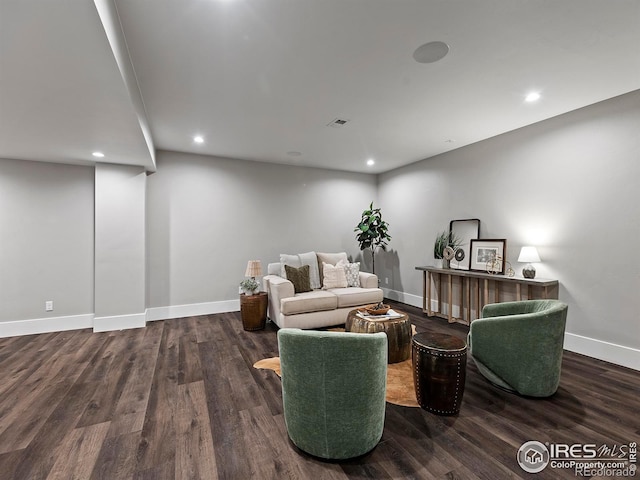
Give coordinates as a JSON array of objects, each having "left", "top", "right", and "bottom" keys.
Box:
[{"left": 345, "top": 308, "right": 412, "bottom": 364}]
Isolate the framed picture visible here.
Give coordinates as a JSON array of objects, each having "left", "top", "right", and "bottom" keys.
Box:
[
  {"left": 470, "top": 239, "right": 507, "bottom": 274},
  {"left": 449, "top": 218, "right": 480, "bottom": 270}
]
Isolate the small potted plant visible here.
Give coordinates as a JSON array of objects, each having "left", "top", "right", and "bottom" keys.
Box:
[
  {"left": 240, "top": 278, "right": 259, "bottom": 295},
  {"left": 433, "top": 231, "right": 462, "bottom": 269}
]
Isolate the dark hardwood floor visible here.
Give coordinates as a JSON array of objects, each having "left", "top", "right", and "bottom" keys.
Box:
[{"left": 0, "top": 300, "right": 638, "bottom": 479}]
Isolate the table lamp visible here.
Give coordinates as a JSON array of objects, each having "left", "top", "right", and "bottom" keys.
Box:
[
  {"left": 245, "top": 260, "right": 262, "bottom": 281},
  {"left": 518, "top": 246, "right": 540, "bottom": 279}
]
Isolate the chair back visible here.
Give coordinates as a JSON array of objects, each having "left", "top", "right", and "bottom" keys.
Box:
[
  {"left": 470, "top": 299, "right": 568, "bottom": 396},
  {"left": 278, "top": 328, "right": 387, "bottom": 459}
]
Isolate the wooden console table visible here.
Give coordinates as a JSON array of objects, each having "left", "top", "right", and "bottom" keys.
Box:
[{"left": 415, "top": 266, "right": 559, "bottom": 325}]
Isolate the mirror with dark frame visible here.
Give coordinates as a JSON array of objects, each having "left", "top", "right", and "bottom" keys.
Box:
[{"left": 449, "top": 219, "right": 481, "bottom": 270}]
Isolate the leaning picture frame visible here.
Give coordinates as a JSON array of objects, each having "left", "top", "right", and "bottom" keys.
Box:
[
  {"left": 469, "top": 239, "right": 507, "bottom": 274},
  {"left": 449, "top": 218, "right": 480, "bottom": 270}
]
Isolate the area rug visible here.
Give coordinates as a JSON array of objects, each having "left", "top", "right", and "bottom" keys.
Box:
[{"left": 253, "top": 345, "right": 419, "bottom": 408}]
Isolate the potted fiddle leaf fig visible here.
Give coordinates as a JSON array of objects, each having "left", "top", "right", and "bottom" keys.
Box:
[{"left": 354, "top": 202, "right": 391, "bottom": 274}]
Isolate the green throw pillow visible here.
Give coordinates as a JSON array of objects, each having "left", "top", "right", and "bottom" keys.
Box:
[{"left": 285, "top": 264, "right": 312, "bottom": 293}]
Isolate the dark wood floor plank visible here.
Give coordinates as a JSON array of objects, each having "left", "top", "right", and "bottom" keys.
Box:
[
  {"left": 175, "top": 380, "right": 217, "bottom": 480},
  {"left": 383, "top": 406, "right": 463, "bottom": 477},
  {"left": 0, "top": 343, "right": 93, "bottom": 454},
  {"left": 0, "top": 332, "right": 66, "bottom": 397},
  {"left": 270, "top": 412, "right": 349, "bottom": 480},
  {"left": 237, "top": 405, "right": 292, "bottom": 479},
  {"left": 74, "top": 335, "right": 116, "bottom": 384},
  {"left": 45, "top": 421, "right": 111, "bottom": 480},
  {"left": 375, "top": 437, "right": 441, "bottom": 480},
  {"left": 7, "top": 378, "right": 104, "bottom": 480},
  {"left": 0, "top": 299, "right": 637, "bottom": 480},
  {"left": 0, "top": 450, "right": 25, "bottom": 479},
  {"left": 198, "top": 339, "right": 253, "bottom": 480},
  {"left": 108, "top": 321, "right": 164, "bottom": 438},
  {"left": 134, "top": 461, "right": 176, "bottom": 480},
  {"left": 178, "top": 332, "right": 203, "bottom": 385},
  {"left": 134, "top": 322, "right": 179, "bottom": 474},
  {"left": 90, "top": 431, "right": 141, "bottom": 480},
  {"left": 76, "top": 330, "right": 141, "bottom": 427}
]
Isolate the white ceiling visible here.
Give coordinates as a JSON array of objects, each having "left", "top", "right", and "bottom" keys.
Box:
[{"left": 1, "top": 0, "right": 639, "bottom": 174}]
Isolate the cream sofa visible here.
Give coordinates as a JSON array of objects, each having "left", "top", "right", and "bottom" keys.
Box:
[{"left": 263, "top": 251, "right": 384, "bottom": 329}]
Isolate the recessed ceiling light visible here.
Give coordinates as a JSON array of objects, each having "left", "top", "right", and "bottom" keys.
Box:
[
  {"left": 413, "top": 41, "right": 450, "bottom": 64},
  {"left": 525, "top": 92, "right": 541, "bottom": 103},
  {"left": 193, "top": 135, "right": 204, "bottom": 144},
  {"left": 287, "top": 151, "right": 302, "bottom": 157},
  {"left": 92, "top": 151, "right": 105, "bottom": 158},
  {"left": 367, "top": 159, "right": 375, "bottom": 166}
]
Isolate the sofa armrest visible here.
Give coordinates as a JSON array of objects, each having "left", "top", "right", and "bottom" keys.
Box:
[
  {"left": 359, "top": 271, "right": 379, "bottom": 289},
  {"left": 263, "top": 275, "right": 295, "bottom": 320}
]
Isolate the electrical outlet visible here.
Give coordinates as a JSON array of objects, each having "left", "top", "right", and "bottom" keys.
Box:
[
  {"left": 385, "top": 277, "right": 389, "bottom": 285},
  {"left": 45, "top": 300, "right": 53, "bottom": 312}
]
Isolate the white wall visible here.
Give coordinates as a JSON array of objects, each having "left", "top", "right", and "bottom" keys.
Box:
[
  {"left": 146, "top": 151, "right": 378, "bottom": 311},
  {"left": 94, "top": 164, "right": 147, "bottom": 330},
  {"left": 378, "top": 90, "right": 640, "bottom": 366},
  {"left": 1, "top": 92, "right": 637, "bottom": 369},
  {"left": 0, "top": 158, "right": 94, "bottom": 324}
]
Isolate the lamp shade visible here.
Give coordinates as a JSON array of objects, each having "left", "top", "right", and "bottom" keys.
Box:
[
  {"left": 245, "top": 260, "right": 263, "bottom": 278},
  {"left": 518, "top": 246, "right": 541, "bottom": 263}
]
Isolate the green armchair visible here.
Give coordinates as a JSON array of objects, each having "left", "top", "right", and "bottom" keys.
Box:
[
  {"left": 277, "top": 328, "right": 387, "bottom": 459},
  {"left": 468, "top": 299, "right": 568, "bottom": 397}
]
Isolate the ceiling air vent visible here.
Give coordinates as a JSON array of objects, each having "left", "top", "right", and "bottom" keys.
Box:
[{"left": 327, "top": 118, "right": 350, "bottom": 128}]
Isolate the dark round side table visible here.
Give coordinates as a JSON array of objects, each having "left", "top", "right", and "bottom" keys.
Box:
[
  {"left": 239, "top": 292, "right": 268, "bottom": 331},
  {"left": 412, "top": 332, "right": 467, "bottom": 415}
]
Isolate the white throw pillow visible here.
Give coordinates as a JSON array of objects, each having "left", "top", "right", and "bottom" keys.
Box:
[
  {"left": 317, "top": 252, "right": 349, "bottom": 287},
  {"left": 342, "top": 261, "right": 361, "bottom": 287},
  {"left": 322, "top": 262, "right": 348, "bottom": 289}
]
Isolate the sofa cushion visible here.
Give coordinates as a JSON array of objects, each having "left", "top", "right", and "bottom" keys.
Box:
[
  {"left": 328, "top": 287, "right": 384, "bottom": 308},
  {"left": 317, "top": 252, "right": 349, "bottom": 286},
  {"left": 280, "top": 252, "right": 321, "bottom": 289},
  {"left": 298, "top": 251, "right": 321, "bottom": 289},
  {"left": 285, "top": 264, "right": 312, "bottom": 294},
  {"left": 322, "top": 262, "right": 348, "bottom": 289},
  {"left": 280, "top": 254, "right": 301, "bottom": 278},
  {"left": 281, "top": 290, "right": 338, "bottom": 315}
]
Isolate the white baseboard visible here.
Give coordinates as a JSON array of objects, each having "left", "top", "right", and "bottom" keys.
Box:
[
  {"left": 146, "top": 299, "right": 240, "bottom": 322},
  {"left": 0, "top": 313, "right": 94, "bottom": 338},
  {"left": 0, "top": 299, "right": 241, "bottom": 338},
  {"left": 564, "top": 333, "right": 640, "bottom": 371},
  {"left": 93, "top": 312, "right": 147, "bottom": 332},
  {"left": 382, "top": 288, "right": 422, "bottom": 308},
  {"left": 382, "top": 288, "right": 470, "bottom": 318},
  {"left": 383, "top": 288, "right": 639, "bottom": 372}
]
